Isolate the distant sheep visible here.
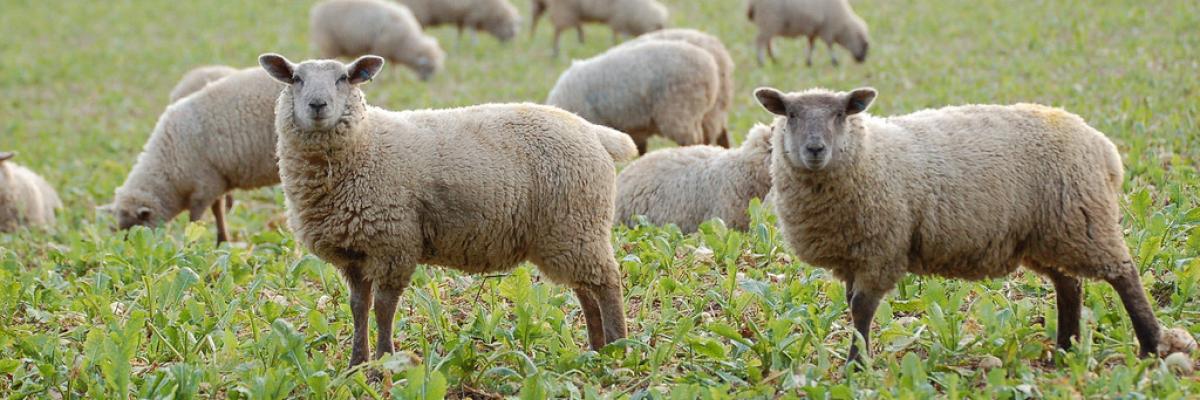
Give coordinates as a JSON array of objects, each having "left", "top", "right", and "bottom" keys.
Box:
[
  {"left": 102, "top": 68, "right": 284, "bottom": 244},
  {"left": 168, "top": 65, "right": 238, "bottom": 103},
  {"left": 259, "top": 53, "right": 635, "bottom": 366},
  {"left": 399, "top": 0, "right": 520, "bottom": 42},
  {"left": 547, "top": 40, "right": 719, "bottom": 154},
  {"left": 630, "top": 29, "right": 735, "bottom": 147},
  {"left": 539, "top": 0, "right": 668, "bottom": 56},
  {"left": 747, "top": 0, "right": 869, "bottom": 66},
  {"left": 0, "top": 152, "right": 60, "bottom": 232},
  {"left": 310, "top": 0, "right": 445, "bottom": 80},
  {"left": 755, "top": 86, "right": 1161, "bottom": 364},
  {"left": 615, "top": 123, "right": 773, "bottom": 233}
]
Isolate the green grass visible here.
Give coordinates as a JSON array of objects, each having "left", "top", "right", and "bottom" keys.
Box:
[{"left": 2, "top": 0, "right": 1199, "bottom": 397}]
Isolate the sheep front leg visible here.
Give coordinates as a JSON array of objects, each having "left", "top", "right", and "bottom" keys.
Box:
[
  {"left": 846, "top": 285, "right": 882, "bottom": 367},
  {"left": 1047, "top": 270, "right": 1083, "bottom": 351},
  {"left": 344, "top": 266, "right": 374, "bottom": 367},
  {"left": 805, "top": 36, "right": 816, "bottom": 67},
  {"left": 552, "top": 27, "right": 565, "bottom": 56},
  {"left": 1104, "top": 262, "right": 1160, "bottom": 357},
  {"left": 586, "top": 282, "right": 627, "bottom": 348},
  {"left": 826, "top": 40, "right": 839, "bottom": 66},
  {"left": 574, "top": 287, "right": 606, "bottom": 350},
  {"left": 210, "top": 196, "right": 228, "bottom": 245}
]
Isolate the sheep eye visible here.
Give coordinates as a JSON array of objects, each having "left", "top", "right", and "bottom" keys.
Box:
[
  {"left": 293, "top": 76, "right": 303, "bottom": 84},
  {"left": 338, "top": 75, "right": 348, "bottom": 83}
]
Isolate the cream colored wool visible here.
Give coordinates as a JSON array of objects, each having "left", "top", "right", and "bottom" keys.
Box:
[
  {"left": 104, "top": 68, "right": 283, "bottom": 243},
  {"left": 168, "top": 65, "right": 239, "bottom": 103},
  {"left": 260, "top": 54, "right": 634, "bottom": 366},
  {"left": 547, "top": 40, "right": 719, "bottom": 154},
  {"left": 310, "top": 0, "right": 445, "bottom": 80},
  {"left": 539, "top": 0, "right": 667, "bottom": 55},
  {"left": 399, "top": 0, "right": 520, "bottom": 42},
  {"left": 616, "top": 123, "right": 772, "bottom": 233},
  {"left": 758, "top": 86, "right": 1161, "bottom": 362},
  {"left": 630, "top": 29, "right": 734, "bottom": 147},
  {"left": 0, "top": 153, "right": 60, "bottom": 232},
  {"left": 747, "top": 0, "right": 869, "bottom": 66}
]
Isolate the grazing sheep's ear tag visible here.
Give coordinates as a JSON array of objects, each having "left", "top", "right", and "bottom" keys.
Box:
[
  {"left": 348, "top": 56, "right": 385, "bottom": 85},
  {"left": 845, "top": 88, "right": 877, "bottom": 115},
  {"left": 754, "top": 87, "right": 788, "bottom": 116},
  {"left": 0, "top": 152, "right": 13, "bottom": 162},
  {"left": 258, "top": 53, "right": 297, "bottom": 84}
]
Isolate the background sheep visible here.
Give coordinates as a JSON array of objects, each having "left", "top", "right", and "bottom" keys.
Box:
[
  {"left": 260, "top": 54, "right": 635, "bottom": 366},
  {"left": 629, "top": 28, "right": 735, "bottom": 147},
  {"left": 755, "top": 86, "right": 1161, "bottom": 364},
  {"left": 547, "top": 40, "right": 719, "bottom": 154},
  {"left": 102, "top": 68, "right": 283, "bottom": 244},
  {"left": 168, "top": 65, "right": 239, "bottom": 103},
  {"left": 747, "top": 0, "right": 869, "bottom": 66},
  {"left": 540, "top": 0, "right": 668, "bottom": 56},
  {"left": 399, "top": 0, "right": 520, "bottom": 42},
  {"left": 615, "top": 123, "right": 772, "bottom": 233},
  {"left": 310, "top": 0, "right": 445, "bottom": 81},
  {"left": 0, "top": 152, "right": 61, "bottom": 232}
]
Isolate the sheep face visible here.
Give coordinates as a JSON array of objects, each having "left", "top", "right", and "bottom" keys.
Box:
[
  {"left": 103, "top": 188, "right": 178, "bottom": 231},
  {"left": 259, "top": 54, "right": 385, "bottom": 132},
  {"left": 754, "top": 87, "right": 876, "bottom": 171},
  {"left": 847, "top": 31, "right": 869, "bottom": 63}
]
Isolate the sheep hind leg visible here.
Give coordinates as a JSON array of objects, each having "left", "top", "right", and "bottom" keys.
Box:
[
  {"left": 1104, "top": 262, "right": 1160, "bottom": 357},
  {"left": 583, "top": 281, "right": 627, "bottom": 348},
  {"left": 846, "top": 283, "right": 883, "bottom": 368},
  {"left": 1030, "top": 263, "right": 1083, "bottom": 351},
  {"left": 827, "top": 40, "right": 839, "bottom": 66},
  {"left": 345, "top": 266, "right": 374, "bottom": 367},
  {"left": 211, "top": 196, "right": 228, "bottom": 245},
  {"left": 574, "top": 287, "right": 607, "bottom": 350},
  {"left": 805, "top": 36, "right": 816, "bottom": 67}
]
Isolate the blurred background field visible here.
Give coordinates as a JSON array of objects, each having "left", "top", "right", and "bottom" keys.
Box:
[{"left": 1, "top": 0, "right": 1198, "bottom": 398}]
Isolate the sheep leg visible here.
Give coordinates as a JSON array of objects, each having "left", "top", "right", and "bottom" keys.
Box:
[
  {"left": 827, "top": 40, "right": 839, "bottom": 66},
  {"left": 574, "top": 287, "right": 607, "bottom": 350},
  {"left": 345, "top": 266, "right": 374, "bottom": 367},
  {"left": 372, "top": 282, "right": 404, "bottom": 358},
  {"left": 1104, "top": 263, "right": 1160, "bottom": 357},
  {"left": 211, "top": 197, "right": 229, "bottom": 245},
  {"left": 225, "top": 194, "right": 235, "bottom": 212},
  {"left": 586, "top": 282, "right": 627, "bottom": 348},
  {"left": 1045, "top": 269, "right": 1083, "bottom": 351},
  {"left": 846, "top": 286, "right": 882, "bottom": 367},
  {"left": 805, "top": 36, "right": 816, "bottom": 67},
  {"left": 633, "top": 136, "right": 649, "bottom": 155},
  {"left": 553, "top": 27, "right": 564, "bottom": 56},
  {"left": 576, "top": 25, "right": 585, "bottom": 43},
  {"left": 715, "top": 128, "right": 731, "bottom": 148}
]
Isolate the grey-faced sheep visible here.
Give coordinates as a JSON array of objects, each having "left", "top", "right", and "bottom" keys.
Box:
[
  {"left": 168, "top": 65, "right": 239, "bottom": 103},
  {"left": 539, "top": 0, "right": 668, "bottom": 56},
  {"left": 102, "top": 68, "right": 284, "bottom": 244},
  {"left": 629, "top": 28, "right": 735, "bottom": 147},
  {"left": 310, "top": 0, "right": 445, "bottom": 81},
  {"left": 399, "top": 0, "right": 520, "bottom": 42},
  {"left": 547, "top": 40, "right": 719, "bottom": 154},
  {"left": 747, "top": 0, "right": 869, "bottom": 66},
  {"left": 0, "top": 152, "right": 61, "bottom": 232},
  {"left": 616, "top": 123, "right": 772, "bottom": 233},
  {"left": 259, "top": 53, "right": 636, "bottom": 366},
  {"left": 754, "top": 86, "right": 1160, "bottom": 364}
]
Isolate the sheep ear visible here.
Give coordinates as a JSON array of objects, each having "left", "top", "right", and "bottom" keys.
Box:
[
  {"left": 347, "top": 56, "right": 385, "bottom": 85},
  {"left": 137, "top": 207, "right": 152, "bottom": 221},
  {"left": 845, "top": 87, "right": 877, "bottom": 115},
  {"left": 754, "top": 87, "right": 788, "bottom": 116},
  {"left": 0, "top": 152, "right": 12, "bottom": 162},
  {"left": 259, "top": 53, "right": 297, "bottom": 84}
]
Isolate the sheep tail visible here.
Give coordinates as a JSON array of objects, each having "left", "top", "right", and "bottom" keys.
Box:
[{"left": 592, "top": 125, "right": 638, "bottom": 162}]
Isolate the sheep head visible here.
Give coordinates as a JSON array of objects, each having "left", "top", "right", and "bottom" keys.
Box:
[
  {"left": 259, "top": 53, "right": 384, "bottom": 132},
  {"left": 754, "top": 87, "right": 876, "bottom": 171}
]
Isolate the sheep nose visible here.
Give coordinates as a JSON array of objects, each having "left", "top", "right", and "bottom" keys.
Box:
[
  {"left": 805, "top": 145, "right": 826, "bottom": 157},
  {"left": 309, "top": 101, "right": 327, "bottom": 113}
]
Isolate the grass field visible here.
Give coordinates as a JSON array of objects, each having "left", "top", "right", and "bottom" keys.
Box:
[{"left": 2, "top": 0, "right": 1199, "bottom": 398}]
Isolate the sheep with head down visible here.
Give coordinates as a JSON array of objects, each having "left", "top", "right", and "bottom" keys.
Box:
[
  {"left": 399, "top": 0, "right": 520, "bottom": 42},
  {"left": 259, "top": 53, "right": 635, "bottom": 366},
  {"left": 756, "top": 86, "right": 1161, "bottom": 365},
  {"left": 747, "top": 0, "right": 869, "bottom": 66},
  {"left": 310, "top": 0, "right": 445, "bottom": 81}
]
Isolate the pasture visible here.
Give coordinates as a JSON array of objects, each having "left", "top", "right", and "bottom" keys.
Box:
[{"left": 2, "top": 0, "right": 1198, "bottom": 397}]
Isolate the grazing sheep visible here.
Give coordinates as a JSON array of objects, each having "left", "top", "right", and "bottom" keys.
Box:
[
  {"left": 615, "top": 123, "right": 773, "bottom": 233},
  {"left": 101, "top": 68, "right": 284, "bottom": 244},
  {"left": 399, "top": 0, "right": 520, "bottom": 42},
  {"left": 755, "top": 86, "right": 1161, "bottom": 364},
  {"left": 541, "top": 0, "right": 668, "bottom": 56},
  {"left": 547, "top": 40, "right": 719, "bottom": 154},
  {"left": 629, "top": 29, "right": 735, "bottom": 147},
  {"left": 259, "top": 53, "right": 635, "bottom": 366},
  {"left": 0, "top": 152, "right": 60, "bottom": 232},
  {"left": 310, "top": 0, "right": 445, "bottom": 81},
  {"left": 747, "top": 0, "right": 869, "bottom": 66},
  {"left": 168, "top": 65, "right": 239, "bottom": 103}
]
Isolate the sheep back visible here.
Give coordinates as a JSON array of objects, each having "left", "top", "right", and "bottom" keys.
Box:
[
  {"left": 0, "top": 161, "right": 60, "bottom": 231},
  {"left": 168, "top": 65, "right": 239, "bottom": 103}
]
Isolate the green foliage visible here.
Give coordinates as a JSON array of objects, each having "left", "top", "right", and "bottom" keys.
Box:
[{"left": 1, "top": 0, "right": 1198, "bottom": 397}]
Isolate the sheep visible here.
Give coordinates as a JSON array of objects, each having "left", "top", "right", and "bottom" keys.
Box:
[
  {"left": 540, "top": 0, "right": 668, "bottom": 56},
  {"left": 0, "top": 152, "right": 61, "bottom": 232},
  {"left": 398, "top": 0, "right": 520, "bottom": 42},
  {"left": 754, "top": 86, "right": 1161, "bottom": 364},
  {"left": 101, "top": 67, "right": 284, "bottom": 244},
  {"left": 168, "top": 65, "right": 239, "bottom": 103},
  {"left": 258, "top": 53, "right": 636, "bottom": 366},
  {"left": 310, "top": 0, "right": 445, "bottom": 81},
  {"left": 747, "top": 0, "right": 869, "bottom": 66},
  {"left": 547, "top": 40, "right": 719, "bottom": 154},
  {"left": 629, "top": 29, "right": 735, "bottom": 147},
  {"left": 615, "top": 123, "right": 772, "bottom": 233}
]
